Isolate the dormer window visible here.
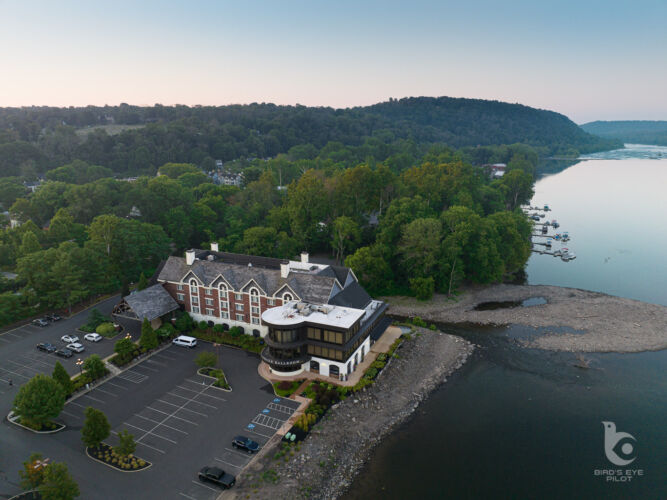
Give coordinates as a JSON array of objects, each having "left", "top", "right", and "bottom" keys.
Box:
[
  {"left": 250, "top": 288, "right": 259, "bottom": 304},
  {"left": 190, "top": 279, "right": 198, "bottom": 289},
  {"left": 283, "top": 293, "right": 293, "bottom": 302}
]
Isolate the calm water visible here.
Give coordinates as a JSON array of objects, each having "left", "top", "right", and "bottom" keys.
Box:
[{"left": 346, "top": 146, "right": 667, "bottom": 499}]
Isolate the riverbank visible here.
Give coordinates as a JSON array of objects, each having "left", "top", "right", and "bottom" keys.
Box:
[
  {"left": 384, "top": 284, "right": 667, "bottom": 353},
  {"left": 224, "top": 328, "right": 473, "bottom": 500}
]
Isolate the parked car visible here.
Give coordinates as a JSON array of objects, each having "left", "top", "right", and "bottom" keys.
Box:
[
  {"left": 198, "top": 466, "right": 235, "bottom": 489},
  {"left": 45, "top": 313, "right": 62, "bottom": 322},
  {"left": 32, "top": 318, "right": 49, "bottom": 327},
  {"left": 55, "top": 348, "right": 73, "bottom": 358},
  {"left": 67, "top": 343, "right": 85, "bottom": 353},
  {"left": 36, "top": 342, "right": 57, "bottom": 353},
  {"left": 231, "top": 436, "right": 259, "bottom": 454},
  {"left": 61, "top": 334, "right": 79, "bottom": 343},
  {"left": 173, "top": 335, "right": 197, "bottom": 348},
  {"left": 83, "top": 333, "right": 102, "bottom": 342}
]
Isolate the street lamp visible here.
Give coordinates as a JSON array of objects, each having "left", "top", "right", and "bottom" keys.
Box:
[
  {"left": 76, "top": 358, "right": 83, "bottom": 376},
  {"left": 125, "top": 332, "right": 132, "bottom": 341}
]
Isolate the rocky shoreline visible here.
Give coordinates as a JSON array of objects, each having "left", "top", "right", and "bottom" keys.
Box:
[
  {"left": 225, "top": 328, "right": 473, "bottom": 500},
  {"left": 384, "top": 284, "right": 667, "bottom": 353}
]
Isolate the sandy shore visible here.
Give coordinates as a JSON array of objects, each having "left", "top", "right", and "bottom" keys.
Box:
[
  {"left": 384, "top": 284, "right": 667, "bottom": 353},
  {"left": 223, "top": 328, "right": 473, "bottom": 500}
]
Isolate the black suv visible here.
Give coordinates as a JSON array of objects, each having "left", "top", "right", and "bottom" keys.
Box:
[
  {"left": 198, "top": 466, "right": 235, "bottom": 489},
  {"left": 232, "top": 436, "right": 259, "bottom": 454},
  {"left": 36, "top": 342, "right": 57, "bottom": 353},
  {"left": 55, "top": 348, "right": 73, "bottom": 358},
  {"left": 45, "top": 313, "right": 62, "bottom": 322}
]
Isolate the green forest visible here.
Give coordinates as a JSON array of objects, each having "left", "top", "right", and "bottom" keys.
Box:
[
  {"left": 0, "top": 97, "right": 617, "bottom": 326},
  {"left": 581, "top": 120, "right": 667, "bottom": 146}
]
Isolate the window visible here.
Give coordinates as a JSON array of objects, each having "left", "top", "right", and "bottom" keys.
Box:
[
  {"left": 251, "top": 306, "right": 260, "bottom": 314},
  {"left": 177, "top": 293, "right": 184, "bottom": 301},
  {"left": 235, "top": 303, "right": 244, "bottom": 311},
  {"left": 307, "top": 327, "right": 321, "bottom": 340},
  {"left": 192, "top": 306, "right": 200, "bottom": 314},
  {"left": 270, "top": 329, "right": 298, "bottom": 343},
  {"left": 206, "top": 308, "right": 214, "bottom": 316},
  {"left": 234, "top": 293, "right": 242, "bottom": 301},
  {"left": 220, "top": 301, "right": 227, "bottom": 310},
  {"left": 218, "top": 283, "right": 228, "bottom": 298},
  {"left": 190, "top": 279, "right": 198, "bottom": 289},
  {"left": 235, "top": 314, "right": 244, "bottom": 321},
  {"left": 205, "top": 298, "right": 213, "bottom": 306},
  {"left": 283, "top": 293, "right": 293, "bottom": 302},
  {"left": 205, "top": 288, "right": 212, "bottom": 295},
  {"left": 267, "top": 298, "right": 275, "bottom": 306},
  {"left": 220, "top": 311, "right": 229, "bottom": 319},
  {"left": 307, "top": 345, "right": 343, "bottom": 360},
  {"left": 177, "top": 284, "right": 184, "bottom": 291},
  {"left": 191, "top": 296, "right": 199, "bottom": 304},
  {"left": 250, "top": 288, "right": 259, "bottom": 304},
  {"left": 251, "top": 317, "right": 259, "bottom": 325},
  {"left": 323, "top": 330, "right": 343, "bottom": 344}
]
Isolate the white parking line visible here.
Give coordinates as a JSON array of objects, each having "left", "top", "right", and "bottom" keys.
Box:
[
  {"left": 61, "top": 410, "right": 80, "bottom": 419},
  {"left": 105, "top": 381, "right": 128, "bottom": 390},
  {"left": 133, "top": 364, "right": 159, "bottom": 373},
  {"left": 247, "top": 427, "right": 273, "bottom": 439},
  {"left": 133, "top": 414, "right": 189, "bottom": 434},
  {"left": 191, "top": 480, "right": 219, "bottom": 492},
  {"left": 156, "top": 399, "right": 208, "bottom": 417},
  {"left": 3, "top": 332, "right": 21, "bottom": 338},
  {"left": 111, "top": 430, "right": 166, "bottom": 454},
  {"left": 68, "top": 401, "right": 86, "bottom": 408},
  {"left": 121, "top": 423, "right": 178, "bottom": 443},
  {"left": 252, "top": 414, "right": 284, "bottom": 430},
  {"left": 82, "top": 394, "right": 106, "bottom": 404},
  {"left": 19, "top": 355, "right": 54, "bottom": 368},
  {"left": 0, "top": 367, "right": 31, "bottom": 380},
  {"left": 178, "top": 493, "right": 197, "bottom": 500},
  {"left": 176, "top": 385, "right": 227, "bottom": 402},
  {"left": 0, "top": 336, "right": 10, "bottom": 343},
  {"left": 145, "top": 406, "right": 199, "bottom": 425},
  {"left": 224, "top": 447, "right": 254, "bottom": 459},
  {"left": 146, "top": 358, "right": 167, "bottom": 367},
  {"left": 155, "top": 353, "right": 177, "bottom": 361},
  {"left": 93, "top": 387, "right": 118, "bottom": 397},
  {"left": 5, "top": 360, "right": 42, "bottom": 375},
  {"left": 214, "top": 458, "right": 243, "bottom": 469},
  {"left": 117, "top": 370, "right": 148, "bottom": 383},
  {"left": 167, "top": 392, "right": 218, "bottom": 409}
]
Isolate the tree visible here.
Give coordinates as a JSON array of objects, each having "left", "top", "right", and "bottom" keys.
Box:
[
  {"left": 52, "top": 361, "right": 73, "bottom": 396},
  {"left": 81, "top": 407, "right": 110, "bottom": 449},
  {"left": 331, "top": 216, "right": 361, "bottom": 264},
  {"left": 19, "top": 452, "right": 47, "bottom": 490},
  {"left": 345, "top": 245, "right": 394, "bottom": 296},
  {"left": 13, "top": 374, "right": 65, "bottom": 429},
  {"left": 195, "top": 351, "right": 217, "bottom": 369},
  {"left": 19, "top": 231, "right": 41, "bottom": 255},
  {"left": 38, "top": 462, "right": 80, "bottom": 500},
  {"left": 497, "top": 169, "right": 534, "bottom": 210},
  {"left": 137, "top": 272, "right": 148, "bottom": 291},
  {"left": 82, "top": 355, "right": 106, "bottom": 380},
  {"left": 114, "top": 337, "right": 135, "bottom": 361},
  {"left": 139, "top": 318, "right": 158, "bottom": 349},
  {"left": 398, "top": 218, "right": 442, "bottom": 278},
  {"left": 115, "top": 429, "right": 136, "bottom": 457},
  {"left": 174, "top": 312, "right": 194, "bottom": 332},
  {"left": 409, "top": 276, "right": 435, "bottom": 300}
]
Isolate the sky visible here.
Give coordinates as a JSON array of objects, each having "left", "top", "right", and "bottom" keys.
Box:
[{"left": 0, "top": 0, "right": 666, "bottom": 123}]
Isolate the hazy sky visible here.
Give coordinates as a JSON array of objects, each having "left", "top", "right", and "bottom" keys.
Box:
[{"left": 1, "top": 0, "right": 666, "bottom": 123}]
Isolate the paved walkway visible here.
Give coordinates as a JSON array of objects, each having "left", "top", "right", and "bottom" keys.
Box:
[{"left": 257, "top": 326, "right": 402, "bottom": 387}]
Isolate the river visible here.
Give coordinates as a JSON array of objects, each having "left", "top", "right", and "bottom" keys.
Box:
[{"left": 344, "top": 145, "right": 667, "bottom": 499}]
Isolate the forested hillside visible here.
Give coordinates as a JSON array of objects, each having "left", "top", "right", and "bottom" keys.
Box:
[
  {"left": 0, "top": 97, "right": 618, "bottom": 177},
  {"left": 581, "top": 120, "right": 667, "bottom": 146}
]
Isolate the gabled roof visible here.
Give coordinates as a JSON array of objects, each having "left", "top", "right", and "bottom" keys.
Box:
[
  {"left": 329, "top": 281, "right": 372, "bottom": 310},
  {"left": 124, "top": 284, "right": 179, "bottom": 321}
]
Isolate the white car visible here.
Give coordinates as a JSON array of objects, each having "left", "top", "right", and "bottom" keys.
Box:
[
  {"left": 61, "top": 334, "right": 79, "bottom": 343},
  {"left": 172, "top": 335, "right": 197, "bottom": 348},
  {"left": 84, "top": 333, "right": 102, "bottom": 342},
  {"left": 67, "top": 343, "right": 85, "bottom": 353}
]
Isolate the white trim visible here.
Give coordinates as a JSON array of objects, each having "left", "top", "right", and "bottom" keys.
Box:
[
  {"left": 240, "top": 279, "right": 266, "bottom": 295},
  {"left": 180, "top": 270, "right": 203, "bottom": 285},
  {"left": 273, "top": 283, "right": 299, "bottom": 300}
]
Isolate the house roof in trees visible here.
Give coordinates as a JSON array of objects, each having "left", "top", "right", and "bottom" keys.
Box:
[
  {"left": 157, "top": 250, "right": 364, "bottom": 305},
  {"left": 123, "top": 284, "right": 179, "bottom": 321}
]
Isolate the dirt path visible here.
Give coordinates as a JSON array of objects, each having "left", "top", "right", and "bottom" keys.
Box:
[{"left": 384, "top": 284, "right": 667, "bottom": 353}]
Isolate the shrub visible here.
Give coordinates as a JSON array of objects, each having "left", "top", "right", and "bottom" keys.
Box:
[
  {"left": 115, "top": 429, "right": 136, "bottom": 457},
  {"left": 229, "top": 326, "right": 243, "bottom": 337},
  {"left": 139, "top": 318, "right": 158, "bottom": 350},
  {"left": 410, "top": 316, "right": 428, "bottom": 327},
  {"left": 214, "top": 376, "right": 230, "bottom": 390},
  {"left": 83, "top": 355, "right": 106, "bottom": 380},
  {"left": 409, "top": 276, "right": 435, "bottom": 301},
  {"left": 156, "top": 322, "right": 175, "bottom": 340},
  {"left": 377, "top": 353, "right": 388, "bottom": 362},
  {"left": 364, "top": 367, "right": 378, "bottom": 380},
  {"left": 81, "top": 407, "right": 110, "bottom": 449},
  {"left": 174, "top": 312, "right": 194, "bottom": 332},
  {"left": 213, "top": 324, "right": 225, "bottom": 334},
  {"left": 274, "top": 380, "right": 301, "bottom": 397},
  {"left": 96, "top": 322, "right": 116, "bottom": 337},
  {"left": 195, "top": 351, "right": 217, "bottom": 368},
  {"left": 429, "top": 323, "right": 437, "bottom": 330},
  {"left": 38, "top": 462, "right": 79, "bottom": 500},
  {"left": 198, "top": 320, "right": 208, "bottom": 330}
]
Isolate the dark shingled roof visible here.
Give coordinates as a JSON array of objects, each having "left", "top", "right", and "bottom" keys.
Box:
[
  {"left": 157, "top": 255, "right": 340, "bottom": 305},
  {"left": 329, "top": 281, "right": 372, "bottom": 309},
  {"left": 124, "top": 284, "right": 179, "bottom": 321}
]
